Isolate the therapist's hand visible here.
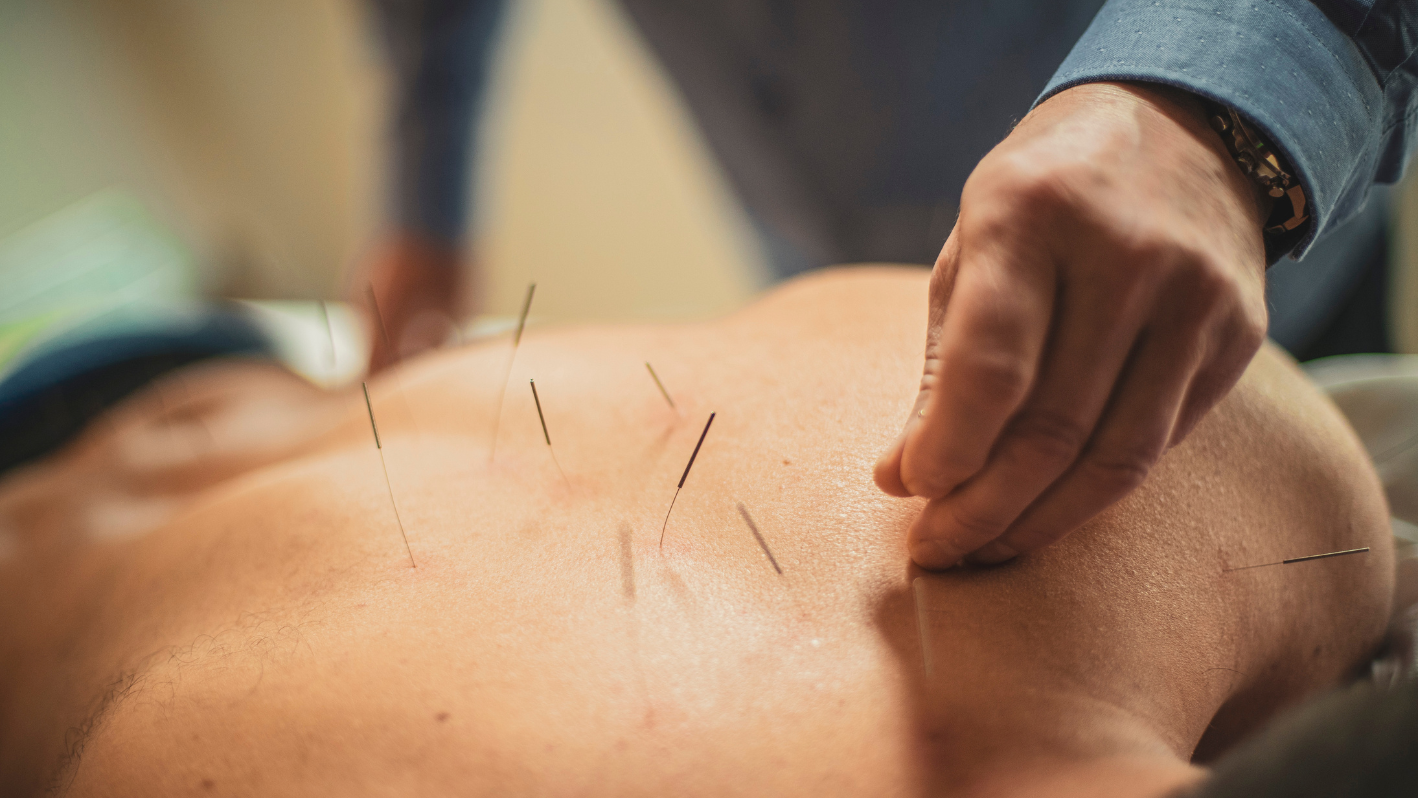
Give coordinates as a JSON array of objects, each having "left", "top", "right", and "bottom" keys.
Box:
[
  {"left": 874, "top": 81, "right": 1272, "bottom": 570},
  {"left": 356, "top": 233, "right": 466, "bottom": 374}
]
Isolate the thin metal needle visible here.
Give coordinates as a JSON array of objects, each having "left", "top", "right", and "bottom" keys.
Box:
[
  {"left": 366, "top": 285, "right": 392, "bottom": 349},
  {"left": 737, "top": 503, "right": 783, "bottom": 574},
  {"left": 529, "top": 378, "right": 570, "bottom": 487},
  {"left": 912, "top": 578, "right": 934, "bottom": 678},
  {"left": 365, "top": 285, "right": 423, "bottom": 440},
  {"left": 645, "top": 362, "right": 676, "bottom": 410},
  {"left": 514, "top": 282, "right": 536, "bottom": 346},
  {"left": 364, "top": 382, "right": 416, "bottom": 569},
  {"left": 660, "top": 412, "right": 716, "bottom": 548},
  {"left": 1283, "top": 546, "right": 1370, "bottom": 565},
  {"left": 491, "top": 282, "right": 536, "bottom": 461},
  {"left": 530, "top": 379, "right": 551, "bottom": 444},
  {"left": 1224, "top": 546, "right": 1370, "bottom": 572}
]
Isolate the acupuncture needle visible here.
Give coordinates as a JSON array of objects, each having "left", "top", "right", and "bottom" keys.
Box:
[
  {"left": 366, "top": 285, "right": 423, "bottom": 439},
  {"left": 645, "top": 362, "right": 677, "bottom": 411},
  {"left": 737, "top": 502, "right": 783, "bottom": 575},
  {"left": 660, "top": 412, "right": 716, "bottom": 548},
  {"left": 912, "top": 577, "right": 934, "bottom": 678},
  {"left": 1223, "top": 546, "right": 1370, "bottom": 572},
  {"left": 529, "top": 378, "right": 571, "bottom": 488},
  {"left": 366, "top": 286, "right": 393, "bottom": 353},
  {"left": 363, "top": 382, "right": 416, "bottom": 569},
  {"left": 491, "top": 282, "right": 536, "bottom": 461}
]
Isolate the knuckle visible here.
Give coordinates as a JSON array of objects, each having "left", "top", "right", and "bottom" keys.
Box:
[
  {"left": 904, "top": 475, "right": 953, "bottom": 500},
  {"left": 1079, "top": 443, "right": 1159, "bottom": 495},
  {"left": 945, "top": 504, "right": 1011, "bottom": 547},
  {"left": 964, "top": 154, "right": 1078, "bottom": 218},
  {"left": 1233, "top": 301, "right": 1268, "bottom": 350},
  {"left": 929, "top": 259, "right": 954, "bottom": 297},
  {"left": 902, "top": 453, "right": 974, "bottom": 498},
  {"left": 952, "top": 349, "right": 1033, "bottom": 406},
  {"left": 1119, "top": 236, "right": 1176, "bottom": 271},
  {"left": 1007, "top": 409, "right": 1089, "bottom": 467},
  {"left": 1171, "top": 253, "right": 1248, "bottom": 314},
  {"left": 1188, "top": 263, "right": 1235, "bottom": 308}
]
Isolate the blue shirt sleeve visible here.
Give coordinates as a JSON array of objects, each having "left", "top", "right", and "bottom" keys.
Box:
[
  {"left": 1037, "top": 0, "right": 1418, "bottom": 260},
  {"left": 370, "top": 0, "right": 508, "bottom": 245}
]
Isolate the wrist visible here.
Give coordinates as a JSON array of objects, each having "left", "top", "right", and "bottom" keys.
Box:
[
  {"left": 1045, "top": 82, "right": 1277, "bottom": 260},
  {"left": 1115, "top": 82, "right": 1278, "bottom": 224}
]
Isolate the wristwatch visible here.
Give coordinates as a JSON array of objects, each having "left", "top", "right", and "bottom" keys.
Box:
[{"left": 1204, "top": 102, "right": 1310, "bottom": 263}]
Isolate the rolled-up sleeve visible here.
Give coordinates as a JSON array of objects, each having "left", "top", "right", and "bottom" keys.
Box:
[{"left": 1037, "top": 0, "right": 1418, "bottom": 260}]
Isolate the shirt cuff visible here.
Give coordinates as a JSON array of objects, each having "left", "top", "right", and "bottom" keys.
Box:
[{"left": 1037, "top": 0, "right": 1385, "bottom": 260}]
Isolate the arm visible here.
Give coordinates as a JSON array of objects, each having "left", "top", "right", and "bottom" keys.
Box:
[
  {"left": 360, "top": 0, "right": 508, "bottom": 371},
  {"left": 876, "top": 0, "right": 1418, "bottom": 569}
]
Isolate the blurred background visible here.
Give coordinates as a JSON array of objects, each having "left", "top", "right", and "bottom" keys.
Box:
[
  {"left": 1, "top": 0, "right": 1416, "bottom": 344},
  {"left": 0, "top": 0, "right": 768, "bottom": 326}
]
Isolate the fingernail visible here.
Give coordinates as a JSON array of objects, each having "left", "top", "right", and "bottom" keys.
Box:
[
  {"left": 966, "top": 541, "right": 1018, "bottom": 566},
  {"left": 911, "top": 539, "right": 960, "bottom": 571}
]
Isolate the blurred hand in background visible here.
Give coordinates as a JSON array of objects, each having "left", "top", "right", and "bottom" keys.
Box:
[{"left": 356, "top": 233, "right": 466, "bottom": 373}]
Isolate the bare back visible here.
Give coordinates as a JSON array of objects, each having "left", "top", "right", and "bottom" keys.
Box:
[{"left": 0, "top": 268, "right": 1394, "bottom": 797}]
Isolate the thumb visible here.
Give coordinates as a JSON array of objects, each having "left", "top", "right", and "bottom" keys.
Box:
[
  {"left": 874, "top": 392, "right": 931, "bottom": 497},
  {"left": 874, "top": 234, "right": 961, "bottom": 497}
]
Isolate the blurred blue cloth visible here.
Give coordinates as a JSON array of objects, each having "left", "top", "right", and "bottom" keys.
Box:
[{"left": 0, "top": 303, "right": 274, "bottom": 476}]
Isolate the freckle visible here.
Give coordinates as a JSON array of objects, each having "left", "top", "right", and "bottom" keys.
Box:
[
  {"left": 201, "top": 779, "right": 216, "bottom": 790},
  {"left": 783, "top": 459, "right": 791, "bottom": 465},
  {"left": 435, "top": 712, "right": 450, "bottom": 723}
]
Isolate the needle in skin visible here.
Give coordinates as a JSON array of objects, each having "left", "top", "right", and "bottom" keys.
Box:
[
  {"left": 645, "top": 362, "right": 677, "bottom": 411},
  {"left": 491, "top": 282, "right": 536, "bottom": 461},
  {"left": 913, "top": 577, "right": 933, "bottom": 678},
  {"left": 365, "top": 285, "right": 423, "bottom": 439},
  {"left": 1223, "top": 546, "right": 1369, "bottom": 572},
  {"left": 737, "top": 502, "right": 783, "bottom": 574},
  {"left": 366, "top": 285, "right": 392, "bottom": 351},
  {"left": 529, "top": 378, "right": 570, "bottom": 488},
  {"left": 660, "top": 412, "right": 716, "bottom": 548},
  {"left": 364, "top": 382, "right": 416, "bottom": 569}
]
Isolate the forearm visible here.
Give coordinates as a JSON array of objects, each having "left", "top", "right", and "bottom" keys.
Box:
[{"left": 369, "top": 0, "right": 509, "bottom": 244}]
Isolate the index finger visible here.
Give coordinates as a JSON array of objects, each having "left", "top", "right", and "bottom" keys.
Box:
[{"left": 899, "top": 241, "right": 1055, "bottom": 498}]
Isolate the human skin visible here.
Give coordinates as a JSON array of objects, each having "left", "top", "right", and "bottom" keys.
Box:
[
  {"left": 877, "top": 82, "right": 1273, "bottom": 570},
  {"left": 358, "top": 231, "right": 467, "bottom": 373},
  {"left": 0, "top": 269, "right": 1392, "bottom": 797}
]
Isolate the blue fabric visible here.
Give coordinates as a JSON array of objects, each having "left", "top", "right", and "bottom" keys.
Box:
[
  {"left": 0, "top": 304, "right": 275, "bottom": 475},
  {"left": 369, "top": 0, "right": 508, "bottom": 244},
  {"left": 1041, "top": 0, "right": 1418, "bottom": 260},
  {"left": 0, "top": 304, "right": 273, "bottom": 416}
]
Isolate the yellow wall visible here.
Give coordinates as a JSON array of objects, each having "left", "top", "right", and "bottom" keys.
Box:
[{"left": 0, "top": 0, "right": 766, "bottom": 321}]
